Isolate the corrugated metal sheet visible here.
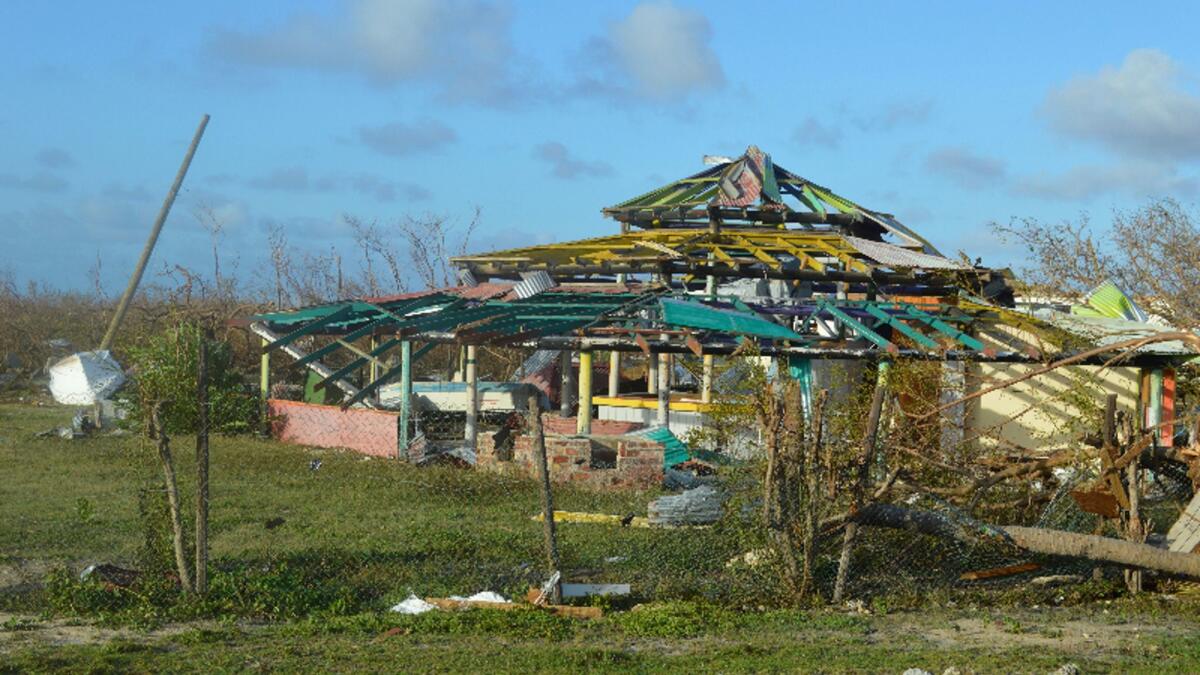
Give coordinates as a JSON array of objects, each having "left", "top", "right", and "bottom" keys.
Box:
[
  {"left": 845, "top": 236, "right": 969, "bottom": 271},
  {"left": 514, "top": 271, "right": 554, "bottom": 299},
  {"left": 1032, "top": 308, "right": 1195, "bottom": 355},
  {"left": 1071, "top": 279, "right": 1149, "bottom": 322},
  {"left": 660, "top": 298, "right": 803, "bottom": 340}
]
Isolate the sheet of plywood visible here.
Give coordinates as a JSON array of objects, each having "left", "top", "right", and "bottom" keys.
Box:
[{"left": 1166, "top": 492, "right": 1200, "bottom": 554}]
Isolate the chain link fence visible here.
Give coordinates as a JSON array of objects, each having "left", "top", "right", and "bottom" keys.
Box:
[{"left": 4, "top": 338, "right": 1197, "bottom": 629}]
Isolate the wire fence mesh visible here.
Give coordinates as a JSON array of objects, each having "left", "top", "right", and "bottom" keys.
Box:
[{"left": 4, "top": 336, "right": 1197, "bottom": 630}]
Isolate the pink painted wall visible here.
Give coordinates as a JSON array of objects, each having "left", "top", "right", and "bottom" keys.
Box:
[{"left": 267, "top": 399, "right": 399, "bottom": 458}]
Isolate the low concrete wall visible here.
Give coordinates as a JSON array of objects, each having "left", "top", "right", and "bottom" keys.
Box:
[{"left": 267, "top": 399, "right": 399, "bottom": 458}]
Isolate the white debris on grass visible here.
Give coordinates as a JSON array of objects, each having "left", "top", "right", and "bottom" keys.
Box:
[
  {"left": 449, "top": 591, "right": 508, "bottom": 603},
  {"left": 390, "top": 594, "right": 436, "bottom": 615},
  {"left": 390, "top": 591, "right": 510, "bottom": 615}
]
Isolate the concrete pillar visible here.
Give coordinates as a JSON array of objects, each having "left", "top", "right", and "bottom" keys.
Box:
[
  {"left": 608, "top": 350, "right": 621, "bottom": 397},
  {"left": 1148, "top": 367, "right": 1164, "bottom": 440},
  {"left": 559, "top": 351, "right": 573, "bottom": 417},
  {"left": 369, "top": 335, "right": 381, "bottom": 383},
  {"left": 399, "top": 341, "right": 412, "bottom": 459},
  {"left": 577, "top": 349, "right": 593, "bottom": 435},
  {"left": 465, "top": 345, "right": 478, "bottom": 451},
  {"left": 657, "top": 352, "right": 670, "bottom": 428},
  {"left": 647, "top": 352, "right": 659, "bottom": 395},
  {"left": 701, "top": 354, "right": 714, "bottom": 404},
  {"left": 259, "top": 338, "right": 270, "bottom": 399}
]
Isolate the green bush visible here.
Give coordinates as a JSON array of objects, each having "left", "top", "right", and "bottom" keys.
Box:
[{"left": 119, "top": 323, "right": 258, "bottom": 434}]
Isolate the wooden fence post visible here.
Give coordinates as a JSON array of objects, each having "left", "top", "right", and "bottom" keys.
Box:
[
  {"left": 195, "top": 328, "right": 210, "bottom": 594},
  {"left": 529, "top": 393, "right": 561, "bottom": 604}
]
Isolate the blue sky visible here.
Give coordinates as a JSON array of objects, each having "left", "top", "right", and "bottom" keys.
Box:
[{"left": 3, "top": 1, "right": 1200, "bottom": 293}]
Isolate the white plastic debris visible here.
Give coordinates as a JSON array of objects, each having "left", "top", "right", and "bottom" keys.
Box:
[
  {"left": 390, "top": 594, "right": 437, "bottom": 615},
  {"left": 48, "top": 350, "right": 125, "bottom": 405},
  {"left": 449, "top": 591, "right": 508, "bottom": 603}
]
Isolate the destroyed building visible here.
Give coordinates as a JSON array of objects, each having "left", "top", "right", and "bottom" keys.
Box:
[{"left": 241, "top": 146, "right": 1188, "bottom": 485}]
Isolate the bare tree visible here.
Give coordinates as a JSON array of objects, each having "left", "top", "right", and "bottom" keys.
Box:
[
  {"left": 995, "top": 198, "right": 1200, "bottom": 327},
  {"left": 396, "top": 208, "right": 480, "bottom": 290},
  {"left": 345, "top": 215, "right": 408, "bottom": 296}
]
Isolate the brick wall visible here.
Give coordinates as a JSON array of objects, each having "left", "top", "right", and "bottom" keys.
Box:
[
  {"left": 267, "top": 399, "right": 663, "bottom": 488},
  {"left": 541, "top": 416, "right": 644, "bottom": 436},
  {"left": 476, "top": 427, "right": 663, "bottom": 489},
  {"left": 267, "top": 399, "right": 399, "bottom": 458}
]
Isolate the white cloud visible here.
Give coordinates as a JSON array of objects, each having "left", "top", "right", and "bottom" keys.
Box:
[
  {"left": 0, "top": 172, "right": 69, "bottom": 193},
  {"left": 357, "top": 119, "right": 457, "bottom": 157},
  {"left": 924, "top": 147, "right": 1006, "bottom": 190},
  {"left": 1012, "top": 161, "right": 1199, "bottom": 201},
  {"left": 852, "top": 100, "right": 933, "bottom": 132},
  {"left": 35, "top": 147, "right": 74, "bottom": 169},
  {"left": 1043, "top": 49, "right": 1200, "bottom": 160},
  {"left": 576, "top": 1, "right": 724, "bottom": 102},
  {"left": 792, "top": 117, "right": 842, "bottom": 149},
  {"left": 245, "top": 166, "right": 429, "bottom": 202},
  {"left": 533, "top": 142, "right": 613, "bottom": 180},
  {"left": 205, "top": 0, "right": 525, "bottom": 105}
]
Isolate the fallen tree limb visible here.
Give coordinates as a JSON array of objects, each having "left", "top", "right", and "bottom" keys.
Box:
[{"left": 847, "top": 503, "right": 1200, "bottom": 579}]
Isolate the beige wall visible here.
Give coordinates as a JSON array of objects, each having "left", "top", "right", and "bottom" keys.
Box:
[
  {"left": 968, "top": 362, "right": 1140, "bottom": 451},
  {"left": 966, "top": 325, "right": 1142, "bottom": 452}
]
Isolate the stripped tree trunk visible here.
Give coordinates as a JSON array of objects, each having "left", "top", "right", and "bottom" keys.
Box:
[
  {"left": 151, "top": 402, "right": 193, "bottom": 592},
  {"left": 799, "top": 390, "right": 827, "bottom": 600},
  {"left": 848, "top": 503, "right": 1200, "bottom": 579},
  {"left": 833, "top": 378, "right": 888, "bottom": 603}
]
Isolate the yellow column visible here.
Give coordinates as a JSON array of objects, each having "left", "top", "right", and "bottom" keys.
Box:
[
  {"left": 259, "top": 338, "right": 270, "bottom": 399},
  {"left": 577, "top": 349, "right": 593, "bottom": 435}
]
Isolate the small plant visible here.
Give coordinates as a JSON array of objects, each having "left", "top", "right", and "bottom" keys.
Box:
[
  {"left": 1, "top": 616, "right": 39, "bottom": 631},
  {"left": 75, "top": 497, "right": 95, "bottom": 525}
]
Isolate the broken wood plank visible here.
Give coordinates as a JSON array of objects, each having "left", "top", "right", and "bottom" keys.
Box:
[
  {"left": 1099, "top": 394, "right": 1130, "bottom": 510},
  {"left": 1071, "top": 487, "right": 1121, "bottom": 519},
  {"left": 959, "top": 562, "right": 1041, "bottom": 581},
  {"left": 1166, "top": 491, "right": 1200, "bottom": 553}
]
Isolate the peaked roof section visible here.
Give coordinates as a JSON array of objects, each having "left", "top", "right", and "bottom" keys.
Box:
[{"left": 603, "top": 145, "right": 941, "bottom": 255}]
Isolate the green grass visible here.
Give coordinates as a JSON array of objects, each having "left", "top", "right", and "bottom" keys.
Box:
[
  {"left": 7, "top": 403, "right": 1200, "bottom": 672},
  {"left": 0, "top": 403, "right": 740, "bottom": 619},
  {"left": 4, "top": 607, "right": 1200, "bottom": 673}
]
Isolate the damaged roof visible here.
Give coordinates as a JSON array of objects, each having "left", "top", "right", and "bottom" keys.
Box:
[{"left": 602, "top": 145, "right": 940, "bottom": 254}]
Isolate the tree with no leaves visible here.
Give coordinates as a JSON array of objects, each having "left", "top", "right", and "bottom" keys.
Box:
[{"left": 995, "top": 198, "right": 1200, "bottom": 328}]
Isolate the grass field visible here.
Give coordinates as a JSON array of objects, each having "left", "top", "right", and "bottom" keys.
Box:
[{"left": 5, "top": 402, "right": 1200, "bottom": 672}]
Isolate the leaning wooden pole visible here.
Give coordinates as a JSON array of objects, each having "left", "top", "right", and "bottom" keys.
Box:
[
  {"left": 99, "top": 114, "right": 209, "bottom": 351},
  {"left": 194, "top": 328, "right": 210, "bottom": 594},
  {"left": 529, "top": 393, "right": 562, "bottom": 603}
]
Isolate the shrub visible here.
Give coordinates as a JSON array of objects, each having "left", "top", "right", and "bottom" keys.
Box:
[{"left": 119, "top": 323, "right": 258, "bottom": 434}]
